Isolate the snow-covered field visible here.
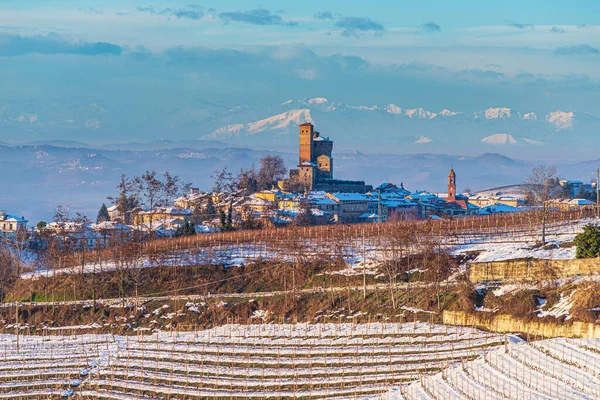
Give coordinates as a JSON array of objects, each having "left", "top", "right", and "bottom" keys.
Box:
[
  {"left": 451, "top": 218, "right": 595, "bottom": 263},
  {"left": 381, "top": 336, "right": 600, "bottom": 399},
  {"left": 0, "top": 322, "right": 503, "bottom": 399},
  {"left": 1, "top": 322, "right": 599, "bottom": 399}
]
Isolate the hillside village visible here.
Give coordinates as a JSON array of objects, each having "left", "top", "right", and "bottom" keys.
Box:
[
  {"left": 5, "top": 4, "right": 600, "bottom": 400},
  {"left": 1, "top": 123, "right": 598, "bottom": 249}
]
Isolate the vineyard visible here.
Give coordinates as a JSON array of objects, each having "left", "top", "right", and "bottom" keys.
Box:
[
  {"left": 17, "top": 209, "right": 594, "bottom": 303},
  {"left": 28, "top": 209, "right": 595, "bottom": 278},
  {"left": 0, "top": 322, "right": 504, "bottom": 399},
  {"left": 2, "top": 322, "right": 600, "bottom": 399},
  {"left": 0, "top": 322, "right": 600, "bottom": 400},
  {"left": 396, "top": 336, "right": 600, "bottom": 400}
]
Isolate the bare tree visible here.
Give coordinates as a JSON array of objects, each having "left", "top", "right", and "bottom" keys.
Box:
[
  {"left": 133, "top": 171, "right": 163, "bottom": 213},
  {"left": 162, "top": 171, "right": 190, "bottom": 206},
  {"left": 129, "top": 170, "right": 189, "bottom": 234},
  {"left": 0, "top": 222, "right": 29, "bottom": 278},
  {"left": 0, "top": 245, "right": 19, "bottom": 301},
  {"left": 211, "top": 167, "right": 240, "bottom": 231},
  {"left": 68, "top": 212, "right": 92, "bottom": 276},
  {"left": 257, "top": 155, "right": 287, "bottom": 190},
  {"left": 211, "top": 167, "right": 236, "bottom": 195},
  {"left": 523, "top": 165, "right": 560, "bottom": 245},
  {"left": 237, "top": 167, "right": 258, "bottom": 195}
]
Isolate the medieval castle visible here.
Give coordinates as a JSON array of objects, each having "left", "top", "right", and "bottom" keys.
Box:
[{"left": 279, "top": 123, "right": 371, "bottom": 193}]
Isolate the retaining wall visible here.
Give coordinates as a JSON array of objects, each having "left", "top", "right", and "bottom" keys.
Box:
[
  {"left": 443, "top": 310, "right": 600, "bottom": 338},
  {"left": 468, "top": 258, "right": 600, "bottom": 282}
]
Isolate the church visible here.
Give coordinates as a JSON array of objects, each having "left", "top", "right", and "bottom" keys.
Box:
[
  {"left": 444, "top": 167, "right": 477, "bottom": 215},
  {"left": 279, "top": 123, "right": 371, "bottom": 193}
]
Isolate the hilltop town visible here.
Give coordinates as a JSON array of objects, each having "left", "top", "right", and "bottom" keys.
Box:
[
  {"left": 4, "top": 3, "right": 600, "bottom": 399},
  {"left": 1, "top": 123, "right": 597, "bottom": 247}
]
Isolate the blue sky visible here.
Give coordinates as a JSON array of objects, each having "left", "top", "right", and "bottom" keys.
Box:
[
  {"left": 1, "top": 1, "right": 600, "bottom": 143},
  {"left": 2, "top": 1, "right": 599, "bottom": 71}
]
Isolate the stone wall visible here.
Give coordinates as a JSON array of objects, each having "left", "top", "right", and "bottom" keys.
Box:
[
  {"left": 443, "top": 310, "right": 600, "bottom": 338},
  {"left": 468, "top": 258, "right": 600, "bottom": 282}
]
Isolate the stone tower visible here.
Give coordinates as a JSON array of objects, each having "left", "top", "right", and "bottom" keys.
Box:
[
  {"left": 312, "top": 131, "right": 333, "bottom": 180},
  {"left": 447, "top": 167, "right": 456, "bottom": 202},
  {"left": 299, "top": 123, "right": 314, "bottom": 165}
]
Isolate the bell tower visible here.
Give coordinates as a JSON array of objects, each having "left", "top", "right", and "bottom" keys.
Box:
[{"left": 448, "top": 167, "right": 456, "bottom": 202}]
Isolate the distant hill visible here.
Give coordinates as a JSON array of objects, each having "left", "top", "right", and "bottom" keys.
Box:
[{"left": 2, "top": 138, "right": 598, "bottom": 222}]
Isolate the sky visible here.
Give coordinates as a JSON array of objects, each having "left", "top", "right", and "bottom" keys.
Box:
[
  {"left": 1, "top": 1, "right": 600, "bottom": 143},
  {"left": 2, "top": 1, "right": 600, "bottom": 220},
  {"left": 3, "top": 1, "right": 600, "bottom": 64}
]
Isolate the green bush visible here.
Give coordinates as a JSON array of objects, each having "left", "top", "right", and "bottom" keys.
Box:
[{"left": 574, "top": 224, "right": 600, "bottom": 258}]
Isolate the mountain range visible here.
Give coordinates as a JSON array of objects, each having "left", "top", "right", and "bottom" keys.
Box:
[
  {"left": 2, "top": 97, "right": 599, "bottom": 161},
  {"left": 199, "top": 98, "right": 599, "bottom": 160}
]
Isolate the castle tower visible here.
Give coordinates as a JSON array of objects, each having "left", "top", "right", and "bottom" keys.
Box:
[
  {"left": 447, "top": 167, "right": 456, "bottom": 202},
  {"left": 312, "top": 131, "right": 334, "bottom": 180},
  {"left": 299, "top": 123, "right": 314, "bottom": 165}
]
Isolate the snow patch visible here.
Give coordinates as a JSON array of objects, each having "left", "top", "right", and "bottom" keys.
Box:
[
  {"left": 415, "top": 136, "right": 432, "bottom": 144},
  {"left": 483, "top": 108, "right": 511, "bottom": 119},
  {"left": 546, "top": 110, "right": 574, "bottom": 130},
  {"left": 481, "top": 133, "right": 517, "bottom": 145},
  {"left": 537, "top": 290, "right": 576, "bottom": 319},
  {"left": 385, "top": 104, "right": 402, "bottom": 114},
  {"left": 306, "top": 97, "right": 329, "bottom": 105},
  {"left": 405, "top": 108, "right": 437, "bottom": 119},
  {"left": 520, "top": 112, "right": 537, "bottom": 120},
  {"left": 208, "top": 109, "right": 313, "bottom": 139},
  {"left": 438, "top": 109, "right": 461, "bottom": 117}
]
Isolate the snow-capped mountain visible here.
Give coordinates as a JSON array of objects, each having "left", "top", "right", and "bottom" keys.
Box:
[
  {"left": 384, "top": 105, "right": 441, "bottom": 119},
  {"left": 481, "top": 134, "right": 517, "bottom": 145},
  {"left": 480, "top": 134, "right": 543, "bottom": 146},
  {"left": 297, "top": 98, "right": 337, "bottom": 112},
  {"left": 480, "top": 108, "right": 512, "bottom": 119},
  {"left": 415, "top": 136, "right": 432, "bottom": 144},
  {"left": 206, "top": 109, "right": 313, "bottom": 140},
  {"left": 197, "top": 98, "right": 600, "bottom": 159},
  {"left": 474, "top": 108, "right": 541, "bottom": 121},
  {"left": 405, "top": 108, "right": 437, "bottom": 119},
  {"left": 2, "top": 96, "right": 599, "bottom": 159},
  {"left": 520, "top": 112, "right": 537, "bottom": 120},
  {"left": 385, "top": 104, "right": 402, "bottom": 114},
  {"left": 546, "top": 111, "right": 575, "bottom": 130},
  {"left": 439, "top": 109, "right": 461, "bottom": 117}
]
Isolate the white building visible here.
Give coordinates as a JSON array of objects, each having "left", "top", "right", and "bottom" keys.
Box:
[{"left": 0, "top": 210, "right": 28, "bottom": 234}]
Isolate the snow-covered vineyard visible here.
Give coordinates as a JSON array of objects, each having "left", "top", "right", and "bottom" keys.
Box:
[
  {"left": 0, "top": 323, "right": 505, "bottom": 399},
  {"left": 385, "top": 337, "right": 600, "bottom": 400},
  {"left": 2, "top": 323, "right": 600, "bottom": 399},
  {"left": 20, "top": 216, "right": 596, "bottom": 281}
]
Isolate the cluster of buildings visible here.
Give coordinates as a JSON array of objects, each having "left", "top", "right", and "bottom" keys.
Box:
[
  {"left": 164, "top": 124, "right": 527, "bottom": 226},
  {"left": 2, "top": 123, "right": 598, "bottom": 250}
]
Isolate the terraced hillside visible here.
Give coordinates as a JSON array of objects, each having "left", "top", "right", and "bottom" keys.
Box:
[
  {"left": 394, "top": 337, "right": 600, "bottom": 399},
  {"left": 0, "top": 323, "right": 503, "bottom": 399}
]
